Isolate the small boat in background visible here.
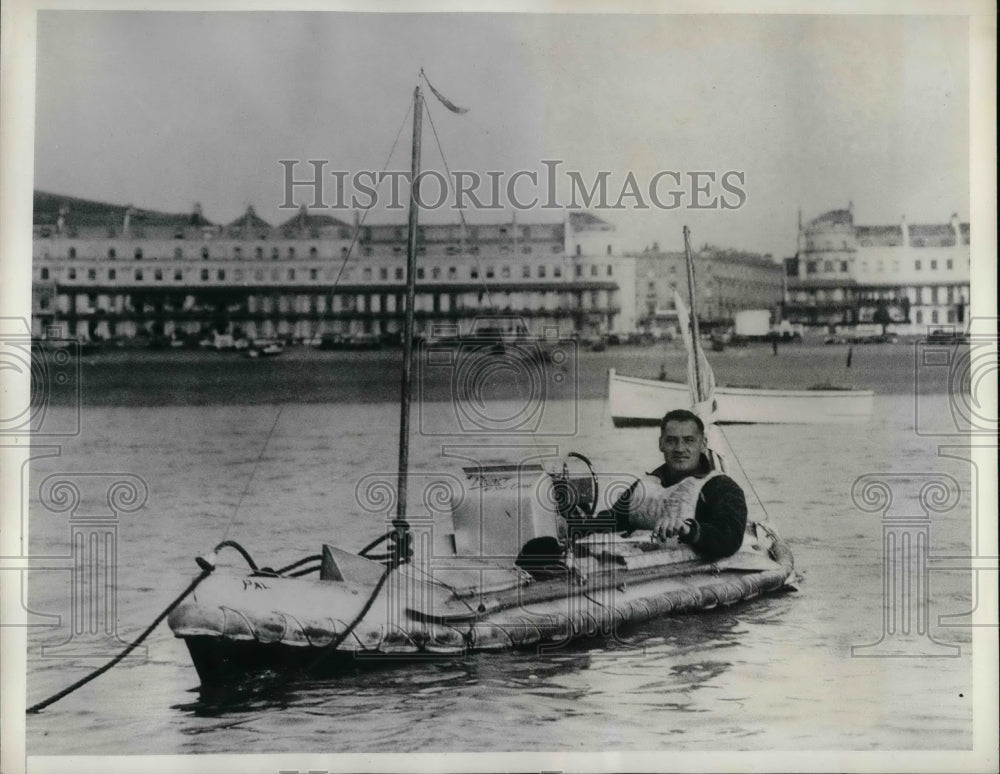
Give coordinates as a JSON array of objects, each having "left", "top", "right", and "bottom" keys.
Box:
[{"left": 608, "top": 369, "right": 875, "bottom": 426}]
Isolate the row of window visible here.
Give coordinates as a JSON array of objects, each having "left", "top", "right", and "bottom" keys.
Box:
[
  {"left": 54, "top": 239, "right": 584, "bottom": 262},
  {"left": 796, "top": 285, "right": 965, "bottom": 304},
  {"left": 806, "top": 257, "right": 959, "bottom": 274},
  {"left": 47, "top": 262, "right": 615, "bottom": 284}
]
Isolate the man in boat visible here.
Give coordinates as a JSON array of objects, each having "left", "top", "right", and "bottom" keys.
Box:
[{"left": 610, "top": 409, "right": 747, "bottom": 558}]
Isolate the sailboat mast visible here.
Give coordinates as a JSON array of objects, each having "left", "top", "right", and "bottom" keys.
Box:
[
  {"left": 681, "top": 225, "right": 704, "bottom": 402},
  {"left": 395, "top": 85, "right": 423, "bottom": 531}
]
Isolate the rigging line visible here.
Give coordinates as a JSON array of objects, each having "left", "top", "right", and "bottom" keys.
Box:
[
  {"left": 716, "top": 424, "right": 773, "bottom": 523},
  {"left": 327, "top": 100, "right": 414, "bottom": 296},
  {"left": 221, "top": 406, "right": 285, "bottom": 543},
  {"left": 422, "top": 99, "right": 496, "bottom": 312},
  {"left": 424, "top": 97, "right": 551, "bottom": 457}
]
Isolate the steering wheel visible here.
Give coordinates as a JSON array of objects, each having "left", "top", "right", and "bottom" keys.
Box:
[{"left": 564, "top": 451, "right": 599, "bottom": 519}]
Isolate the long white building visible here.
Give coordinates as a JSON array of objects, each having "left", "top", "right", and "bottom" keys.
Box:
[{"left": 31, "top": 192, "right": 637, "bottom": 342}]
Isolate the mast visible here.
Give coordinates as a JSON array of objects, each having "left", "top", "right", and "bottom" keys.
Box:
[
  {"left": 681, "top": 225, "right": 704, "bottom": 402},
  {"left": 394, "top": 85, "right": 423, "bottom": 535}
]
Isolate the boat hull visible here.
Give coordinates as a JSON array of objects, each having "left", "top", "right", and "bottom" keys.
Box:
[
  {"left": 169, "top": 528, "right": 794, "bottom": 686},
  {"left": 608, "top": 369, "right": 875, "bottom": 426}
]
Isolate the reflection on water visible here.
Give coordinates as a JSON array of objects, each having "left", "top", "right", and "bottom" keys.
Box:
[{"left": 24, "top": 398, "right": 972, "bottom": 753}]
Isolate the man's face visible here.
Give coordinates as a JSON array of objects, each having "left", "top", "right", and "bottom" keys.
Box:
[{"left": 659, "top": 419, "right": 706, "bottom": 474}]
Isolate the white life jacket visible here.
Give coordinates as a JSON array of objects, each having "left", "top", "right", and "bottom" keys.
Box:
[{"left": 630, "top": 469, "right": 721, "bottom": 524}]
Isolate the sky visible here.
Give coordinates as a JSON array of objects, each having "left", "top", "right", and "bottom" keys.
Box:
[{"left": 32, "top": 11, "right": 971, "bottom": 259}]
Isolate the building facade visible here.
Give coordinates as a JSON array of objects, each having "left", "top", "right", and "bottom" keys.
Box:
[
  {"left": 632, "top": 245, "right": 784, "bottom": 332},
  {"left": 31, "top": 192, "right": 637, "bottom": 342},
  {"left": 783, "top": 206, "right": 970, "bottom": 333}
]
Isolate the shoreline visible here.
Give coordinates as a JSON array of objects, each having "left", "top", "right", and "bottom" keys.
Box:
[{"left": 43, "top": 341, "right": 958, "bottom": 406}]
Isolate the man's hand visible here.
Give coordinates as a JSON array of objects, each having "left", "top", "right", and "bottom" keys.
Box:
[{"left": 651, "top": 513, "right": 692, "bottom": 543}]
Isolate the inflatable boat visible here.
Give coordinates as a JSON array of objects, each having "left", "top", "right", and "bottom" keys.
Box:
[{"left": 168, "top": 460, "right": 795, "bottom": 686}]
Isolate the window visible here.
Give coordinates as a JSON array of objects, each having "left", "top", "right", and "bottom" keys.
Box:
[
  {"left": 538, "top": 266, "right": 546, "bottom": 278},
  {"left": 931, "top": 310, "right": 939, "bottom": 324},
  {"left": 486, "top": 266, "right": 495, "bottom": 279},
  {"left": 233, "top": 246, "right": 242, "bottom": 259},
  {"left": 310, "top": 246, "right": 318, "bottom": 257},
  {"left": 201, "top": 269, "right": 209, "bottom": 281},
  {"left": 256, "top": 247, "right": 264, "bottom": 260},
  {"left": 217, "top": 269, "right": 225, "bottom": 281},
  {"left": 310, "top": 268, "right": 318, "bottom": 280},
  {"left": 947, "top": 309, "right": 956, "bottom": 323},
  {"left": 154, "top": 269, "right": 163, "bottom": 281},
  {"left": 575, "top": 265, "right": 583, "bottom": 277},
  {"left": 134, "top": 269, "right": 143, "bottom": 281},
  {"left": 84, "top": 268, "right": 95, "bottom": 280},
  {"left": 41, "top": 268, "right": 50, "bottom": 280},
  {"left": 590, "top": 265, "right": 598, "bottom": 277},
  {"left": 915, "top": 260, "right": 922, "bottom": 271},
  {"left": 930, "top": 260, "right": 938, "bottom": 270},
  {"left": 289, "top": 247, "right": 295, "bottom": 259},
  {"left": 823, "top": 260, "right": 833, "bottom": 272},
  {"left": 447, "top": 267, "right": 457, "bottom": 279},
  {"left": 68, "top": 268, "right": 77, "bottom": 280},
  {"left": 174, "top": 269, "right": 182, "bottom": 281},
  {"left": 380, "top": 268, "right": 388, "bottom": 280},
  {"left": 202, "top": 247, "right": 210, "bottom": 260},
  {"left": 69, "top": 247, "right": 77, "bottom": 259},
  {"left": 234, "top": 269, "right": 244, "bottom": 281},
  {"left": 607, "top": 265, "right": 613, "bottom": 277},
  {"left": 522, "top": 246, "right": 533, "bottom": 254},
  {"left": 395, "top": 267, "right": 403, "bottom": 280},
  {"left": 363, "top": 247, "right": 372, "bottom": 257},
  {"left": 272, "top": 247, "right": 280, "bottom": 260},
  {"left": 552, "top": 267, "right": 560, "bottom": 278},
  {"left": 271, "top": 269, "right": 280, "bottom": 281},
  {"left": 175, "top": 247, "right": 184, "bottom": 259},
  {"left": 470, "top": 268, "right": 479, "bottom": 279},
  {"left": 915, "top": 310, "right": 923, "bottom": 324},
  {"left": 108, "top": 248, "right": 116, "bottom": 259},
  {"left": 287, "top": 269, "right": 295, "bottom": 281},
  {"left": 108, "top": 269, "right": 117, "bottom": 280},
  {"left": 417, "top": 268, "right": 425, "bottom": 280},
  {"left": 946, "top": 259, "right": 953, "bottom": 270},
  {"left": 840, "top": 261, "right": 848, "bottom": 272},
  {"left": 432, "top": 267, "right": 441, "bottom": 280},
  {"left": 552, "top": 245, "right": 562, "bottom": 254},
  {"left": 134, "top": 248, "right": 143, "bottom": 260},
  {"left": 806, "top": 261, "right": 817, "bottom": 274},
  {"left": 523, "top": 266, "right": 531, "bottom": 279}
]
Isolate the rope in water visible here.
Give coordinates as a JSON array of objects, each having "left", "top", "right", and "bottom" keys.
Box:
[{"left": 27, "top": 567, "right": 214, "bottom": 714}]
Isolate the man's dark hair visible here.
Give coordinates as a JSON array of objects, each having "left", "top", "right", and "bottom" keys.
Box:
[{"left": 659, "top": 409, "right": 705, "bottom": 435}]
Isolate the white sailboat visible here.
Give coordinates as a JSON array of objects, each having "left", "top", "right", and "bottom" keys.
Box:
[{"left": 608, "top": 229, "right": 874, "bottom": 426}]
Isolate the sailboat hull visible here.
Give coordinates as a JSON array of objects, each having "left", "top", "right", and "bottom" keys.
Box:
[{"left": 608, "top": 369, "right": 875, "bottom": 426}]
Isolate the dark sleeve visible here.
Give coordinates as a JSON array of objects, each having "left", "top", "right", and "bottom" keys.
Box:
[{"left": 680, "top": 475, "right": 747, "bottom": 558}]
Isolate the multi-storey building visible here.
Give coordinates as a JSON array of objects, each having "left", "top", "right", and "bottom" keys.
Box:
[
  {"left": 783, "top": 205, "right": 971, "bottom": 333},
  {"left": 632, "top": 245, "right": 784, "bottom": 331},
  {"left": 31, "top": 192, "right": 636, "bottom": 342}
]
